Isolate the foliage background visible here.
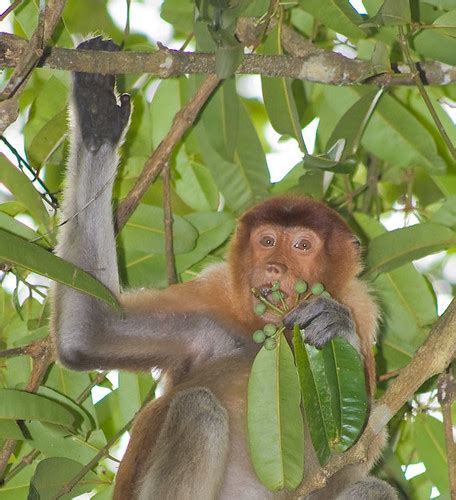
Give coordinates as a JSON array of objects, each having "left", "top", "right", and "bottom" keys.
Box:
[{"left": 0, "top": 0, "right": 455, "bottom": 498}]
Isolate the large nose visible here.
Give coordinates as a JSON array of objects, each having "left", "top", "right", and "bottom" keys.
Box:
[{"left": 266, "top": 262, "right": 288, "bottom": 277}]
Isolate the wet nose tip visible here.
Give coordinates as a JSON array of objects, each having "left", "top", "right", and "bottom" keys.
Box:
[{"left": 266, "top": 262, "right": 288, "bottom": 275}]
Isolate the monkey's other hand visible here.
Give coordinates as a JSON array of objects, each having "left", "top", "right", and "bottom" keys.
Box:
[
  {"left": 73, "top": 36, "right": 131, "bottom": 152},
  {"left": 283, "top": 297, "right": 359, "bottom": 351}
]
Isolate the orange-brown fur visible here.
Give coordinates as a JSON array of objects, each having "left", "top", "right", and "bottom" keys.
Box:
[{"left": 114, "top": 196, "right": 379, "bottom": 498}]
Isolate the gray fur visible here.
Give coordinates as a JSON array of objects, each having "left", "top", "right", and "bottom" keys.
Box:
[
  {"left": 284, "top": 297, "right": 359, "bottom": 351},
  {"left": 336, "top": 477, "right": 398, "bottom": 499},
  {"left": 137, "top": 388, "right": 229, "bottom": 500}
]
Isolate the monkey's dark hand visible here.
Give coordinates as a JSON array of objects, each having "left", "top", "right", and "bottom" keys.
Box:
[
  {"left": 73, "top": 36, "right": 131, "bottom": 152},
  {"left": 283, "top": 297, "right": 359, "bottom": 351}
]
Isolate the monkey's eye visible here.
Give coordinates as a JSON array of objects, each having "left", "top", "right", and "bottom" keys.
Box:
[
  {"left": 293, "top": 238, "right": 312, "bottom": 251},
  {"left": 260, "top": 235, "right": 276, "bottom": 247}
]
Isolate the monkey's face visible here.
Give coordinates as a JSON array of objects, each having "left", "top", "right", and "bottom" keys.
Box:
[{"left": 248, "top": 225, "right": 324, "bottom": 319}]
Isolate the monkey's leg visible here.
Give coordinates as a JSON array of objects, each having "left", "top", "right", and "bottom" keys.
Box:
[
  {"left": 335, "top": 477, "right": 398, "bottom": 500},
  {"left": 136, "top": 388, "right": 229, "bottom": 500}
]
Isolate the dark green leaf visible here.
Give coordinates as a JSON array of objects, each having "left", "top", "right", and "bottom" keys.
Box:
[
  {"left": 430, "top": 196, "right": 456, "bottom": 229},
  {"left": 0, "top": 229, "right": 119, "bottom": 309},
  {"left": 28, "top": 457, "right": 99, "bottom": 500},
  {"left": 0, "top": 389, "right": 77, "bottom": 428},
  {"left": 248, "top": 333, "right": 304, "bottom": 491},
  {"left": 293, "top": 326, "right": 333, "bottom": 465},
  {"left": 215, "top": 45, "right": 244, "bottom": 78},
  {"left": 413, "top": 28, "right": 456, "bottom": 66},
  {"left": 363, "top": 0, "right": 411, "bottom": 26},
  {"left": 298, "top": 0, "right": 365, "bottom": 39},
  {"left": 0, "top": 212, "right": 44, "bottom": 245},
  {"left": 365, "top": 223, "right": 456, "bottom": 276},
  {"left": 0, "top": 155, "right": 49, "bottom": 227}
]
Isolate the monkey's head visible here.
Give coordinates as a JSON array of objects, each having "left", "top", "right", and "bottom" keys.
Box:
[{"left": 228, "top": 196, "right": 362, "bottom": 322}]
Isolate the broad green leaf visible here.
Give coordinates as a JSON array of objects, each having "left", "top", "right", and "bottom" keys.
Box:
[
  {"left": 28, "top": 457, "right": 99, "bottom": 500},
  {"left": 0, "top": 420, "right": 25, "bottom": 440},
  {"left": 0, "top": 389, "right": 77, "bottom": 428},
  {"left": 24, "top": 76, "right": 68, "bottom": 167},
  {"left": 174, "top": 154, "right": 219, "bottom": 212},
  {"left": 365, "top": 223, "right": 456, "bottom": 276},
  {"left": 261, "top": 26, "right": 306, "bottom": 152},
  {"left": 161, "top": 0, "right": 194, "bottom": 32},
  {"left": 326, "top": 89, "right": 383, "bottom": 160},
  {"left": 298, "top": 0, "right": 365, "bottom": 39},
  {"left": 0, "top": 155, "right": 49, "bottom": 227},
  {"left": 119, "top": 372, "right": 144, "bottom": 423},
  {"left": 433, "top": 9, "right": 456, "bottom": 36},
  {"left": 363, "top": 0, "right": 411, "bottom": 26},
  {"left": 322, "top": 338, "right": 368, "bottom": 452},
  {"left": 294, "top": 326, "right": 334, "bottom": 465},
  {"left": 120, "top": 204, "right": 198, "bottom": 256},
  {"left": 430, "top": 196, "right": 456, "bottom": 228},
  {"left": 196, "top": 104, "right": 269, "bottom": 212},
  {"left": 414, "top": 414, "right": 449, "bottom": 494},
  {"left": 0, "top": 212, "right": 44, "bottom": 244},
  {"left": 215, "top": 45, "right": 244, "bottom": 79},
  {"left": 0, "top": 229, "right": 119, "bottom": 309},
  {"left": 321, "top": 88, "right": 447, "bottom": 175},
  {"left": 371, "top": 41, "right": 390, "bottom": 74},
  {"left": 413, "top": 28, "right": 456, "bottom": 66},
  {"left": 0, "top": 468, "right": 34, "bottom": 500},
  {"left": 248, "top": 333, "right": 304, "bottom": 491},
  {"left": 201, "top": 78, "right": 239, "bottom": 162},
  {"left": 354, "top": 213, "right": 437, "bottom": 370}
]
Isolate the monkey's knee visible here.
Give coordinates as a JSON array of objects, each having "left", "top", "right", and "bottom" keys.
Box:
[
  {"left": 335, "top": 477, "right": 398, "bottom": 500},
  {"left": 137, "top": 388, "right": 229, "bottom": 500}
]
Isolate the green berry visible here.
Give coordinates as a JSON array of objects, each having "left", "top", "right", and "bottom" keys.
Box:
[
  {"left": 294, "top": 280, "right": 308, "bottom": 294},
  {"left": 271, "top": 291, "right": 283, "bottom": 303},
  {"left": 311, "top": 282, "right": 325, "bottom": 296},
  {"left": 254, "top": 303, "right": 267, "bottom": 315},
  {"left": 264, "top": 337, "right": 277, "bottom": 350},
  {"left": 321, "top": 290, "right": 331, "bottom": 299},
  {"left": 271, "top": 281, "right": 281, "bottom": 292},
  {"left": 263, "top": 323, "right": 277, "bottom": 337},
  {"left": 253, "top": 330, "right": 266, "bottom": 343}
]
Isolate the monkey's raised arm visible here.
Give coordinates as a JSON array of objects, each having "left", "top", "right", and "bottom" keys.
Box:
[{"left": 52, "top": 38, "right": 242, "bottom": 372}]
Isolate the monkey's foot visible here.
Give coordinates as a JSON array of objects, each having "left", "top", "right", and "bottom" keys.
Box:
[{"left": 73, "top": 36, "right": 131, "bottom": 152}]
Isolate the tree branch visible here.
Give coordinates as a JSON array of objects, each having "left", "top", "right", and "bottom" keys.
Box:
[
  {"left": 297, "top": 298, "right": 456, "bottom": 497},
  {"left": 162, "top": 161, "right": 178, "bottom": 286},
  {"left": 115, "top": 74, "right": 220, "bottom": 229},
  {"left": 1, "top": 33, "right": 455, "bottom": 86}
]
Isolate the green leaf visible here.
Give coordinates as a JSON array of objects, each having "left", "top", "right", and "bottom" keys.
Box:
[
  {"left": 0, "top": 212, "right": 44, "bottom": 244},
  {"left": 24, "top": 76, "right": 68, "bottom": 167},
  {"left": 322, "top": 338, "right": 368, "bottom": 452},
  {"left": 0, "top": 420, "right": 26, "bottom": 440},
  {"left": 298, "top": 0, "right": 365, "bottom": 39},
  {"left": 0, "top": 155, "right": 49, "bottom": 227},
  {"left": 248, "top": 333, "right": 304, "bottom": 491},
  {"left": 371, "top": 41, "right": 391, "bottom": 74},
  {"left": 363, "top": 0, "right": 411, "bottom": 26},
  {"left": 0, "top": 389, "right": 77, "bottom": 428},
  {"left": 365, "top": 223, "right": 456, "bottom": 276},
  {"left": 293, "top": 326, "right": 333, "bottom": 465},
  {"left": 430, "top": 196, "right": 456, "bottom": 229},
  {"left": 28, "top": 457, "right": 99, "bottom": 500},
  {"left": 215, "top": 45, "right": 244, "bottom": 78},
  {"left": 261, "top": 26, "right": 306, "bottom": 153},
  {"left": 161, "top": 0, "right": 194, "bottom": 32},
  {"left": 433, "top": 9, "right": 456, "bottom": 36},
  {"left": 414, "top": 26, "right": 456, "bottom": 66},
  {"left": 0, "top": 229, "right": 119, "bottom": 309},
  {"left": 120, "top": 204, "right": 198, "bottom": 256},
  {"left": 326, "top": 89, "right": 384, "bottom": 160},
  {"left": 414, "top": 414, "right": 449, "bottom": 494},
  {"left": 200, "top": 78, "right": 239, "bottom": 161}
]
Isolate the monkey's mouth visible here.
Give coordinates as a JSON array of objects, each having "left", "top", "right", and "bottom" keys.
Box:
[{"left": 258, "top": 283, "right": 289, "bottom": 301}]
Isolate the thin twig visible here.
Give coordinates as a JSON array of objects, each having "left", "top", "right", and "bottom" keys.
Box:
[
  {"left": 115, "top": 74, "right": 220, "bottom": 230},
  {"left": 163, "top": 161, "right": 178, "bottom": 285},
  {"left": 52, "top": 388, "right": 156, "bottom": 499},
  {"left": 437, "top": 371, "right": 456, "bottom": 498},
  {"left": 0, "top": 0, "right": 23, "bottom": 21},
  {"left": 398, "top": 26, "right": 456, "bottom": 161}
]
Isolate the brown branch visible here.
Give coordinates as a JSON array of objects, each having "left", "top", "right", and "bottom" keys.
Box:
[
  {"left": 162, "top": 161, "right": 178, "bottom": 285},
  {"left": 115, "top": 74, "right": 220, "bottom": 230},
  {"left": 0, "top": 0, "right": 23, "bottom": 21},
  {"left": 1, "top": 33, "right": 455, "bottom": 86},
  {"left": 296, "top": 298, "right": 456, "bottom": 497},
  {"left": 0, "top": 0, "right": 66, "bottom": 134},
  {"left": 437, "top": 371, "right": 456, "bottom": 498}
]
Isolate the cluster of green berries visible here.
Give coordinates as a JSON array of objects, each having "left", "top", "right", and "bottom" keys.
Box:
[{"left": 251, "top": 279, "right": 331, "bottom": 349}]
